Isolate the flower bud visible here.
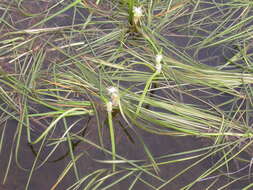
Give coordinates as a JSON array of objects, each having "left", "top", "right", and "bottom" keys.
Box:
[
  {"left": 133, "top": 6, "right": 143, "bottom": 25},
  {"left": 106, "top": 101, "right": 113, "bottom": 112}
]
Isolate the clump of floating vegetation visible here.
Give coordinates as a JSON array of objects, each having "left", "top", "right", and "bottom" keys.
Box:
[{"left": 0, "top": 0, "right": 253, "bottom": 189}]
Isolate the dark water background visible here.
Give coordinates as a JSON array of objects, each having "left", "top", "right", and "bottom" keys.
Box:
[
  {"left": 0, "top": 120, "right": 251, "bottom": 189},
  {"left": 0, "top": 1, "right": 252, "bottom": 189}
]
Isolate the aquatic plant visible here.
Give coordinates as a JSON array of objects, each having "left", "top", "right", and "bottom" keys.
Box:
[{"left": 0, "top": 0, "right": 253, "bottom": 189}]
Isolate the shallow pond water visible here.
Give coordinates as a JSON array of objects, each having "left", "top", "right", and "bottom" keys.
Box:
[{"left": 0, "top": 1, "right": 253, "bottom": 189}]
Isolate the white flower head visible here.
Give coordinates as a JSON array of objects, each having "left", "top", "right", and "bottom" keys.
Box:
[
  {"left": 107, "top": 86, "right": 118, "bottom": 95},
  {"left": 133, "top": 6, "right": 143, "bottom": 19},
  {"left": 155, "top": 54, "right": 163, "bottom": 64},
  {"left": 107, "top": 86, "right": 119, "bottom": 107}
]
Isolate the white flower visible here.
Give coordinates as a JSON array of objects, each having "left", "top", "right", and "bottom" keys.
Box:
[
  {"left": 107, "top": 86, "right": 118, "bottom": 95},
  {"left": 155, "top": 54, "right": 163, "bottom": 64},
  {"left": 107, "top": 86, "right": 119, "bottom": 106},
  {"left": 133, "top": 6, "right": 143, "bottom": 19}
]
